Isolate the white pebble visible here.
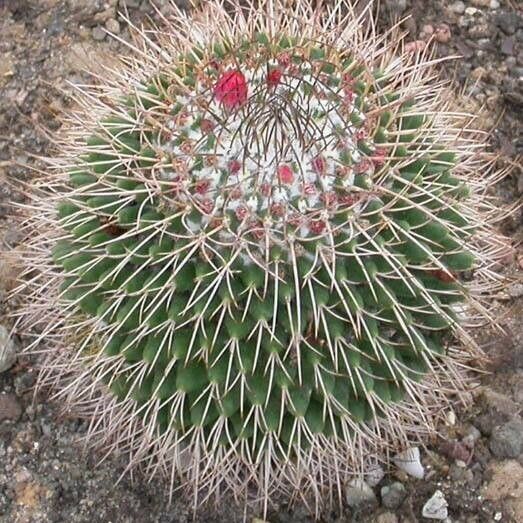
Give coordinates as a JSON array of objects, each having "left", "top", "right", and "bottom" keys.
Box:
[
  {"left": 422, "top": 490, "right": 448, "bottom": 520},
  {"left": 393, "top": 447, "right": 424, "bottom": 479}
]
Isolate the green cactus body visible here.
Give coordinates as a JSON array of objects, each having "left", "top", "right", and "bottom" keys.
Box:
[{"left": 15, "top": 0, "right": 510, "bottom": 514}]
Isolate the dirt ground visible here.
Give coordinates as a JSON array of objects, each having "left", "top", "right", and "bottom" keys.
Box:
[{"left": 0, "top": 1, "right": 522, "bottom": 522}]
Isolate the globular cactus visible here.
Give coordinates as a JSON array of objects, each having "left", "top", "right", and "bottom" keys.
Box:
[{"left": 14, "top": 0, "right": 511, "bottom": 515}]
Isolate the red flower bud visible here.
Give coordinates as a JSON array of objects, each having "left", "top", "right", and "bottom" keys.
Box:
[
  {"left": 277, "top": 164, "right": 294, "bottom": 184},
  {"left": 214, "top": 70, "right": 248, "bottom": 109},
  {"left": 267, "top": 68, "right": 283, "bottom": 87},
  {"left": 311, "top": 155, "right": 327, "bottom": 175}
]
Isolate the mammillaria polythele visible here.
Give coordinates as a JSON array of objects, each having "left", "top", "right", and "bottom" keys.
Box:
[{"left": 13, "top": 0, "right": 511, "bottom": 515}]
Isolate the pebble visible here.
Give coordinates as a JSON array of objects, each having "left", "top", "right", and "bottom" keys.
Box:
[
  {"left": 345, "top": 479, "right": 378, "bottom": 509},
  {"left": 380, "top": 482, "right": 407, "bottom": 510},
  {"left": 0, "top": 393, "right": 22, "bottom": 422},
  {"left": 489, "top": 418, "right": 523, "bottom": 458},
  {"left": 0, "top": 325, "right": 17, "bottom": 373},
  {"left": 365, "top": 463, "right": 385, "bottom": 487},
  {"left": 393, "top": 447, "right": 424, "bottom": 479},
  {"left": 91, "top": 26, "right": 106, "bottom": 41},
  {"left": 105, "top": 18, "right": 120, "bottom": 34},
  {"left": 495, "top": 12, "right": 521, "bottom": 35},
  {"left": 422, "top": 490, "right": 448, "bottom": 520},
  {"left": 462, "top": 425, "right": 482, "bottom": 448},
  {"left": 508, "top": 283, "right": 523, "bottom": 298},
  {"left": 435, "top": 24, "right": 451, "bottom": 44},
  {"left": 449, "top": 1, "right": 465, "bottom": 15}
]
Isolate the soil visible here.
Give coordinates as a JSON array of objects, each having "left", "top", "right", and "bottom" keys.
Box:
[{"left": 0, "top": 1, "right": 522, "bottom": 522}]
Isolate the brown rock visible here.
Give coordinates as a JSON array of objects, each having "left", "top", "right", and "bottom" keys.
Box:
[
  {"left": 435, "top": 24, "right": 452, "bottom": 44},
  {"left": 0, "top": 393, "right": 22, "bottom": 421}
]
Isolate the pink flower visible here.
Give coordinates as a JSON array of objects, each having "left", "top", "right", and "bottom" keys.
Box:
[
  {"left": 277, "top": 164, "right": 294, "bottom": 184},
  {"left": 311, "top": 155, "right": 327, "bottom": 175},
  {"left": 200, "top": 118, "right": 216, "bottom": 134},
  {"left": 267, "top": 68, "right": 283, "bottom": 87},
  {"left": 235, "top": 205, "right": 249, "bottom": 221},
  {"left": 198, "top": 198, "right": 214, "bottom": 214},
  {"left": 354, "top": 158, "right": 372, "bottom": 174},
  {"left": 214, "top": 70, "right": 248, "bottom": 109},
  {"left": 194, "top": 178, "right": 211, "bottom": 195},
  {"left": 339, "top": 193, "right": 358, "bottom": 206},
  {"left": 277, "top": 52, "right": 291, "bottom": 68},
  {"left": 371, "top": 148, "right": 388, "bottom": 167},
  {"left": 309, "top": 220, "right": 326, "bottom": 234},
  {"left": 228, "top": 159, "right": 242, "bottom": 174},
  {"left": 270, "top": 203, "right": 285, "bottom": 216}
]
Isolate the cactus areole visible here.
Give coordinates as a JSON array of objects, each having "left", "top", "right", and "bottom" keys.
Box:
[{"left": 16, "top": 0, "right": 510, "bottom": 514}]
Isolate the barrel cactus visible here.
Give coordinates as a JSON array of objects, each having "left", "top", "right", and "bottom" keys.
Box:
[{"left": 14, "top": 0, "right": 510, "bottom": 514}]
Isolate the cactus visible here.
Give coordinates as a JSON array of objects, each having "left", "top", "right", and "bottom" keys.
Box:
[{"left": 14, "top": 0, "right": 511, "bottom": 514}]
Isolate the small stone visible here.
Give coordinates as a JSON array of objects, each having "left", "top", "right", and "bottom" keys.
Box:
[
  {"left": 420, "top": 24, "right": 434, "bottom": 39},
  {"left": 489, "top": 418, "right": 523, "bottom": 458},
  {"left": 365, "top": 463, "right": 385, "bottom": 487},
  {"left": 462, "top": 425, "right": 482, "bottom": 448},
  {"left": 495, "top": 12, "right": 521, "bottom": 35},
  {"left": 489, "top": 0, "right": 500, "bottom": 8},
  {"left": 0, "top": 393, "right": 22, "bottom": 421},
  {"left": 393, "top": 447, "right": 424, "bottom": 479},
  {"left": 345, "top": 479, "right": 378, "bottom": 509},
  {"left": 0, "top": 325, "right": 17, "bottom": 373},
  {"left": 508, "top": 283, "right": 523, "bottom": 298},
  {"left": 494, "top": 513, "right": 502, "bottom": 521},
  {"left": 422, "top": 490, "right": 448, "bottom": 520},
  {"left": 93, "top": 8, "right": 114, "bottom": 24},
  {"left": 105, "top": 18, "right": 120, "bottom": 34},
  {"left": 376, "top": 512, "right": 398, "bottom": 523},
  {"left": 471, "top": 66, "right": 487, "bottom": 81},
  {"left": 501, "top": 37, "right": 515, "bottom": 55},
  {"left": 450, "top": 1, "right": 465, "bottom": 15},
  {"left": 380, "top": 482, "right": 407, "bottom": 510},
  {"left": 435, "top": 24, "right": 451, "bottom": 43},
  {"left": 91, "top": 26, "right": 106, "bottom": 41}
]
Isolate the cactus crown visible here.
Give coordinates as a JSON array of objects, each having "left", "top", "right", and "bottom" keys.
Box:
[{"left": 15, "top": 0, "right": 509, "bottom": 514}]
